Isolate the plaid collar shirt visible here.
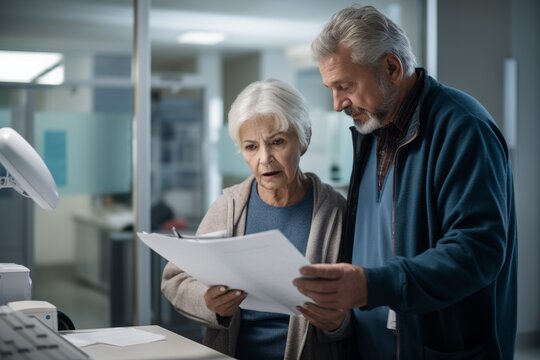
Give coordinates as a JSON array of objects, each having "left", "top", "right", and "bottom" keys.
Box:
[{"left": 374, "top": 69, "right": 425, "bottom": 194}]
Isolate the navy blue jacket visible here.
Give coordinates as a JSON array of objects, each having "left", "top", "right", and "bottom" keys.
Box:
[{"left": 343, "top": 72, "right": 517, "bottom": 359}]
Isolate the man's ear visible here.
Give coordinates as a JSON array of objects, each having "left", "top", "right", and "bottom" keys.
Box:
[{"left": 384, "top": 54, "right": 403, "bottom": 83}]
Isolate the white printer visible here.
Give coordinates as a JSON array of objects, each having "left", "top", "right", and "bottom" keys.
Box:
[
  {"left": 0, "top": 263, "right": 32, "bottom": 304},
  {"left": 7, "top": 300, "right": 58, "bottom": 330},
  {"left": 0, "top": 263, "right": 58, "bottom": 330}
]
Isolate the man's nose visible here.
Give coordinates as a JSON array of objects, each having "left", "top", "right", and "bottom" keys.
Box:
[{"left": 333, "top": 93, "right": 351, "bottom": 112}]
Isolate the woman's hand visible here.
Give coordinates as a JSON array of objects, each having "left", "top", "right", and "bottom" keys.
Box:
[
  {"left": 296, "top": 302, "right": 347, "bottom": 332},
  {"left": 204, "top": 285, "right": 247, "bottom": 317}
]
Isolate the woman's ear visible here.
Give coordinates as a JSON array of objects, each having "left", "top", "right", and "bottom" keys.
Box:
[{"left": 300, "top": 128, "right": 312, "bottom": 156}]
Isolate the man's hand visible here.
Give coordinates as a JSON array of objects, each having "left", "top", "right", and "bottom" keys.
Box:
[
  {"left": 293, "top": 263, "right": 368, "bottom": 310},
  {"left": 204, "top": 285, "right": 247, "bottom": 317},
  {"left": 296, "top": 302, "right": 347, "bottom": 332}
]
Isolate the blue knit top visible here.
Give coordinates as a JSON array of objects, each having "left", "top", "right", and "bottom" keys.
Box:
[{"left": 235, "top": 180, "right": 313, "bottom": 360}]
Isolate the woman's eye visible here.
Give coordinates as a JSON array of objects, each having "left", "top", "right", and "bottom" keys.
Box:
[
  {"left": 244, "top": 144, "right": 256, "bottom": 151},
  {"left": 272, "top": 138, "right": 284, "bottom": 145}
]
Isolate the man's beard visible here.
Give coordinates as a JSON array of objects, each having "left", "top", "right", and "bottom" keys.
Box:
[
  {"left": 345, "top": 75, "right": 398, "bottom": 134},
  {"left": 345, "top": 107, "right": 384, "bottom": 134}
]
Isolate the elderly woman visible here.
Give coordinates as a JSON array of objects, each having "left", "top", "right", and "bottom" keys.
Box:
[{"left": 161, "top": 79, "right": 350, "bottom": 360}]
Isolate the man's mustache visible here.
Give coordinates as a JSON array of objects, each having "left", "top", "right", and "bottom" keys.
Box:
[{"left": 344, "top": 106, "right": 368, "bottom": 118}]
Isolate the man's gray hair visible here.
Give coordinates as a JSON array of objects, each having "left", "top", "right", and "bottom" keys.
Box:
[
  {"left": 312, "top": 5, "right": 417, "bottom": 75},
  {"left": 228, "top": 78, "right": 311, "bottom": 152}
]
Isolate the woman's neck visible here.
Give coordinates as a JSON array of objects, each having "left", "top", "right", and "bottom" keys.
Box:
[{"left": 257, "top": 172, "right": 309, "bottom": 207}]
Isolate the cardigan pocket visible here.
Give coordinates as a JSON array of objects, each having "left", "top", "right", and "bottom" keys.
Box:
[{"left": 424, "top": 343, "right": 486, "bottom": 360}]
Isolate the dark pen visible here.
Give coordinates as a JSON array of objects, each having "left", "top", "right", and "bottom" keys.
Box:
[{"left": 171, "top": 226, "right": 182, "bottom": 238}]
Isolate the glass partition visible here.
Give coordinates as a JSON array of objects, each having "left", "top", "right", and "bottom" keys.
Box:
[{"left": 34, "top": 112, "right": 132, "bottom": 195}]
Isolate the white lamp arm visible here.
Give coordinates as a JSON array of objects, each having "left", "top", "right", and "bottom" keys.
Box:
[
  {"left": 0, "top": 128, "right": 58, "bottom": 209},
  {"left": 0, "top": 173, "right": 32, "bottom": 198}
]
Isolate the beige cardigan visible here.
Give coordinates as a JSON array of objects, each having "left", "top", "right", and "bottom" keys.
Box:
[{"left": 162, "top": 173, "right": 349, "bottom": 359}]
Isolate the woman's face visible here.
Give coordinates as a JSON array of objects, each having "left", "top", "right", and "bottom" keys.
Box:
[{"left": 239, "top": 116, "right": 303, "bottom": 193}]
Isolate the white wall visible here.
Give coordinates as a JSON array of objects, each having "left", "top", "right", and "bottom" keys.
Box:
[
  {"left": 259, "top": 49, "right": 295, "bottom": 85},
  {"left": 438, "top": 0, "right": 510, "bottom": 128}
]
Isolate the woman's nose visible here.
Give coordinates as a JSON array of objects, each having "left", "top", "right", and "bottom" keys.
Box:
[{"left": 259, "top": 146, "right": 274, "bottom": 165}]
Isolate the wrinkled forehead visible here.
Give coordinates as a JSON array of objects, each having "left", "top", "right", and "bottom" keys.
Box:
[{"left": 319, "top": 47, "right": 377, "bottom": 87}]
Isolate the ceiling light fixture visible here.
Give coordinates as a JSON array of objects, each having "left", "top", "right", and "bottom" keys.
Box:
[
  {"left": 0, "top": 51, "right": 64, "bottom": 85},
  {"left": 177, "top": 31, "right": 226, "bottom": 45},
  {"left": 36, "top": 65, "right": 64, "bottom": 85}
]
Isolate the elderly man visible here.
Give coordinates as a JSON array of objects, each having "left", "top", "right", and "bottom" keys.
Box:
[{"left": 294, "top": 5, "right": 517, "bottom": 360}]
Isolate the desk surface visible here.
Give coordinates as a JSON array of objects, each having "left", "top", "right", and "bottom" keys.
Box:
[{"left": 67, "top": 325, "right": 233, "bottom": 360}]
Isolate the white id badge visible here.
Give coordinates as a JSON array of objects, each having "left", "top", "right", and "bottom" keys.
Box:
[{"left": 387, "top": 309, "right": 397, "bottom": 330}]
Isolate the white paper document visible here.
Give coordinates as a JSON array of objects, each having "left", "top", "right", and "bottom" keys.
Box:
[
  {"left": 63, "top": 328, "right": 166, "bottom": 347},
  {"left": 137, "top": 229, "right": 311, "bottom": 315}
]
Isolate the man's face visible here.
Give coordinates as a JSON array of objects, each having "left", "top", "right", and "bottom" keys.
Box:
[{"left": 319, "top": 45, "right": 398, "bottom": 134}]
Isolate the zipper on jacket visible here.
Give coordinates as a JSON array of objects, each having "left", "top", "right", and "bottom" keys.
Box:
[{"left": 391, "top": 129, "right": 419, "bottom": 360}]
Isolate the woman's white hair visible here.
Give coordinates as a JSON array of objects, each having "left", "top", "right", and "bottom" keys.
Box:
[
  {"left": 228, "top": 78, "right": 311, "bottom": 152},
  {"left": 311, "top": 5, "right": 417, "bottom": 75}
]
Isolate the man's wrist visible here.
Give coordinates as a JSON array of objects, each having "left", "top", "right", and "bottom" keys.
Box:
[{"left": 356, "top": 266, "right": 368, "bottom": 308}]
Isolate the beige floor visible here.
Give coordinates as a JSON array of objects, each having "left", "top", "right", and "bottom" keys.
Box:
[
  {"left": 516, "top": 347, "right": 540, "bottom": 360},
  {"left": 33, "top": 264, "right": 110, "bottom": 330}
]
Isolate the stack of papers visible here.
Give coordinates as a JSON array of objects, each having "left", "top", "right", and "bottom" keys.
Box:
[
  {"left": 63, "top": 328, "right": 166, "bottom": 347},
  {"left": 138, "top": 229, "right": 311, "bottom": 315}
]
